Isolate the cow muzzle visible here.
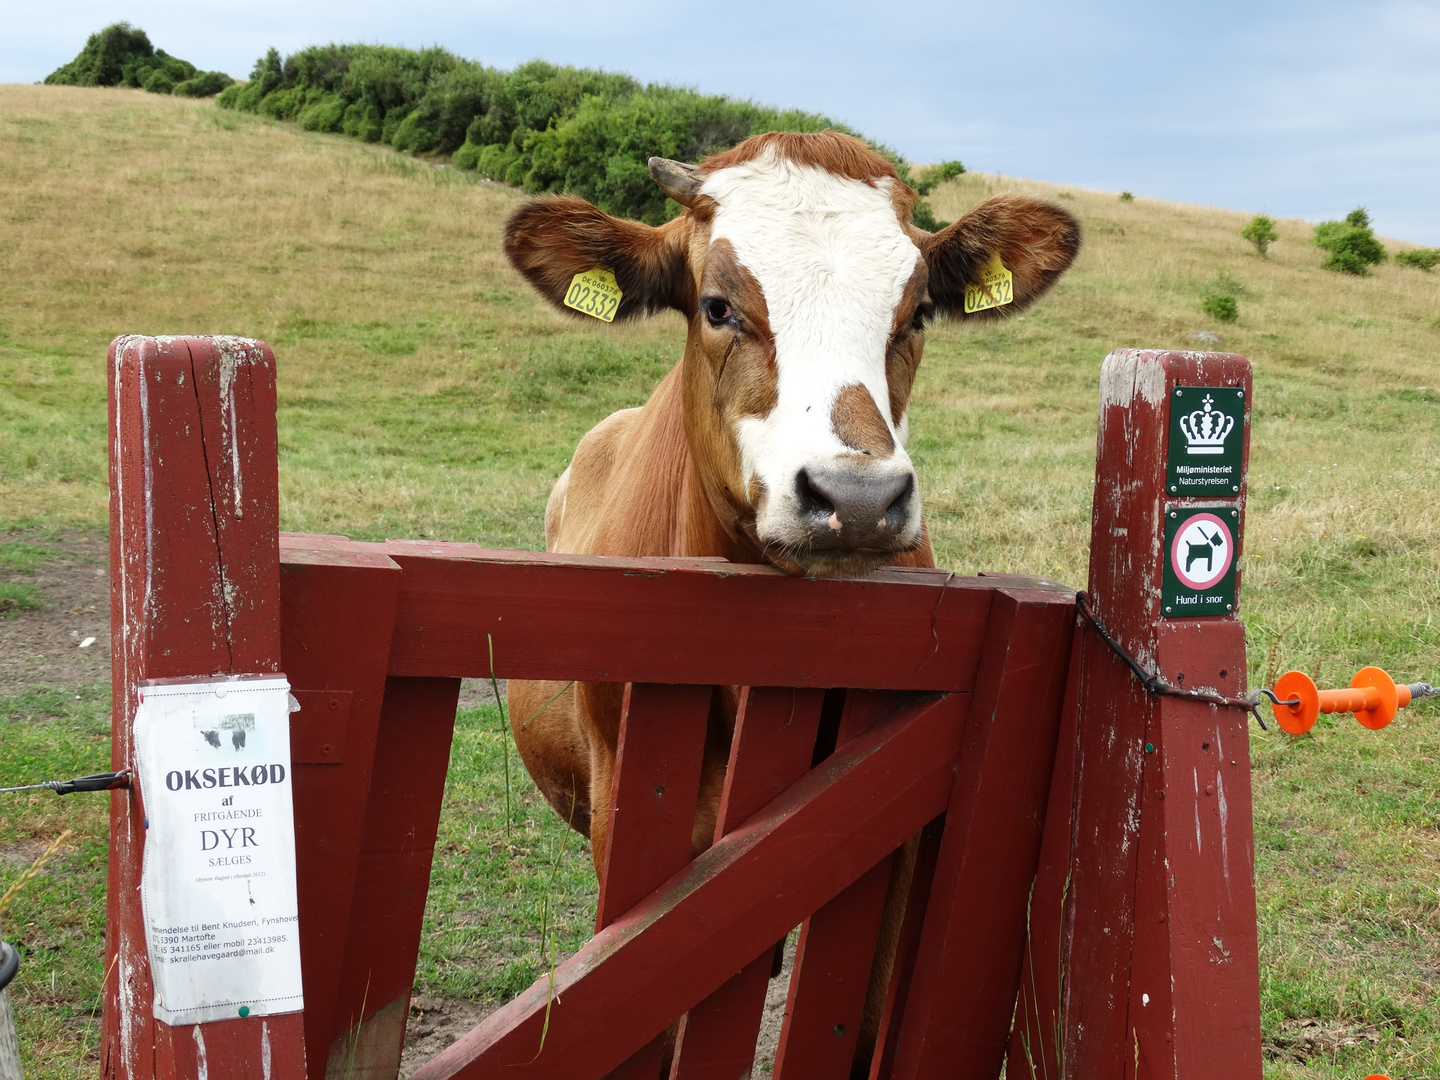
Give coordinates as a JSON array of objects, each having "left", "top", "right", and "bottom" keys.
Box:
[{"left": 793, "top": 465, "right": 917, "bottom": 552}]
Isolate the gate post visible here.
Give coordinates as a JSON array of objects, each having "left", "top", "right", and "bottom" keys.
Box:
[
  {"left": 1010, "top": 350, "right": 1262, "bottom": 1079},
  {"left": 104, "top": 336, "right": 307, "bottom": 1080}
]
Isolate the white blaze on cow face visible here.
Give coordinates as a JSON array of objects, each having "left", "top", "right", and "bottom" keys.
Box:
[{"left": 699, "top": 150, "right": 925, "bottom": 560}]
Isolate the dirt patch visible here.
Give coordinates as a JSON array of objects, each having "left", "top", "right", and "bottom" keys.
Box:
[
  {"left": 0, "top": 839, "right": 54, "bottom": 869},
  {"left": 400, "top": 994, "right": 490, "bottom": 1077},
  {"left": 457, "top": 678, "right": 505, "bottom": 711},
  {"left": 1263, "top": 1017, "right": 1387, "bottom": 1062},
  {"left": 0, "top": 532, "right": 110, "bottom": 696}
]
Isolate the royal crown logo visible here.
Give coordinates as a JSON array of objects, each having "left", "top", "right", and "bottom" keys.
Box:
[{"left": 1179, "top": 394, "right": 1234, "bottom": 455}]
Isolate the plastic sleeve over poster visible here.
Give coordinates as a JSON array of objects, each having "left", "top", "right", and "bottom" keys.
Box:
[{"left": 133, "top": 676, "right": 304, "bottom": 1025}]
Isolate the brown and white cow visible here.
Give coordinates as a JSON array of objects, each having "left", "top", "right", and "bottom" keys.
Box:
[{"left": 504, "top": 131, "right": 1079, "bottom": 875}]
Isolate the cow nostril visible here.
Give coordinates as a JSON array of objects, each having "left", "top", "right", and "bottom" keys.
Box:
[
  {"left": 795, "top": 469, "right": 835, "bottom": 518},
  {"left": 883, "top": 474, "right": 915, "bottom": 526}
]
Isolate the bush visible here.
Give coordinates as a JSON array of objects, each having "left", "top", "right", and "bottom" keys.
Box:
[
  {"left": 143, "top": 69, "right": 176, "bottom": 95},
  {"left": 1395, "top": 248, "right": 1440, "bottom": 271},
  {"left": 174, "top": 71, "right": 235, "bottom": 98},
  {"left": 44, "top": 22, "right": 153, "bottom": 87},
  {"left": 1201, "top": 269, "right": 1241, "bottom": 321},
  {"left": 913, "top": 161, "right": 965, "bottom": 196},
  {"left": 910, "top": 202, "right": 950, "bottom": 233},
  {"left": 44, "top": 24, "right": 229, "bottom": 95},
  {"left": 1313, "top": 207, "right": 1387, "bottom": 275},
  {"left": 298, "top": 93, "right": 346, "bottom": 133},
  {"left": 1201, "top": 295, "right": 1239, "bottom": 321},
  {"left": 216, "top": 42, "right": 935, "bottom": 222},
  {"left": 1241, "top": 214, "right": 1278, "bottom": 257},
  {"left": 1119, "top": 190, "right": 1135, "bottom": 202}
]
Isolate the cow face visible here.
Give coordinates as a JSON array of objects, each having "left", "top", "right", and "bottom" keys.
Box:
[{"left": 503, "top": 131, "right": 1081, "bottom": 576}]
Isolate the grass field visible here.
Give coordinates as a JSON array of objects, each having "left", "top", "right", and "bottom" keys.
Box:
[{"left": 2, "top": 83, "right": 1439, "bottom": 1078}]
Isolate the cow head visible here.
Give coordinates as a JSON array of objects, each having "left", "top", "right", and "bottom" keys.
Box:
[{"left": 504, "top": 131, "right": 1081, "bottom": 575}]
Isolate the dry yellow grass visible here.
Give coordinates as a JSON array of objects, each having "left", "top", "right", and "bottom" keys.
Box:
[{"left": 3, "top": 84, "right": 1440, "bottom": 1078}]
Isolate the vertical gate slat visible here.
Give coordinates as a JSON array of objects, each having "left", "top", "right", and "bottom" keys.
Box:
[
  {"left": 772, "top": 853, "right": 894, "bottom": 1080},
  {"left": 324, "top": 676, "right": 462, "bottom": 1079},
  {"left": 669, "top": 687, "right": 826, "bottom": 1079},
  {"left": 596, "top": 682, "right": 713, "bottom": 1079},
  {"left": 1004, "top": 627, "right": 1083, "bottom": 1080},
  {"left": 889, "top": 589, "right": 1075, "bottom": 1080},
  {"left": 834, "top": 689, "right": 897, "bottom": 747},
  {"left": 865, "top": 815, "right": 946, "bottom": 1080},
  {"left": 105, "top": 335, "right": 307, "bottom": 1080},
  {"left": 596, "top": 683, "right": 713, "bottom": 928},
  {"left": 278, "top": 539, "right": 403, "bottom": 1074}
]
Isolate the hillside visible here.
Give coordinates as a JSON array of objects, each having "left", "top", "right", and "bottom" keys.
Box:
[{"left": 2, "top": 84, "right": 1439, "bottom": 1079}]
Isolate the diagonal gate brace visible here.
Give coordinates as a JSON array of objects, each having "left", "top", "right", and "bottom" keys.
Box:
[{"left": 409, "top": 691, "right": 969, "bottom": 1080}]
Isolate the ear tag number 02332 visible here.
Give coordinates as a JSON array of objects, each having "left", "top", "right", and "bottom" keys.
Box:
[
  {"left": 963, "top": 254, "right": 1014, "bottom": 315},
  {"left": 564, "top": 268, "right": 623, "bottom": 323}
]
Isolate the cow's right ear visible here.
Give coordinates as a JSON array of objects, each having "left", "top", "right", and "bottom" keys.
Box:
[{"left": 503, "top": 196, "right": 695, "bottom": 321}]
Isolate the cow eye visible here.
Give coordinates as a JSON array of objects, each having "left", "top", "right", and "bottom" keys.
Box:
[
  {"left": 703, "top": 297, "right": 735, "bottom": 327},
  {"left": 910, "top": 301, "right": 935, "bottom": 333}
]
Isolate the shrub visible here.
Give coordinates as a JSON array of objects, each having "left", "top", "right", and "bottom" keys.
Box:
[
  {"left": 910, "top": 202, "right": 950, "bottom": 233},
  {"left": 1119, "top": 190, "right": 1135, "bottom": 202},
  {"left": 1201, "top": 295, "right": 1239, "bottom": 321},
  {"left": 216, "top": 42, "right": 931, "bottom": 223},
  {"left": 173, "top": 71, "right": 235, "bottom": 98},
  {"left": 1395, "top": 248, "right": 1440, "bottom": 271},
  {"left": 1242, "top": 214, "right": 1278, "bottom": 257},
  {"left": 44, "top": 24, "right": 228, "bottom": 95},
  {"left": 1313, "top": 207, "right": 1387, "bottom": 275},
  {"left": 913, "top": 161, "right": 964, "bottom": 196},
  {"left": 1201, "top": 269, "right": 1241, "bottom": 321},
  {"left": 143, "top": 69, "right": 176, "bottom": 95},
  {"left": 298, "top": 94, "right": 346, "bottom": 132},
  {"left": 44, "top": 22, "right": 153, "bottom": 86}
]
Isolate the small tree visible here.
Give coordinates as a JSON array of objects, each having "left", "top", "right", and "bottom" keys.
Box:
[
  {"left": 1241, "top": 214, "right": 1278, "bottom": 257},
  {"left": 1313, "top": 207, "right": 1387, "bottom": 275}
]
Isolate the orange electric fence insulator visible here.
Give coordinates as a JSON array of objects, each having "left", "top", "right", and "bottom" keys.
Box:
[{"left": 1269, "top": 667, "right": 1435, "bottom": 735}]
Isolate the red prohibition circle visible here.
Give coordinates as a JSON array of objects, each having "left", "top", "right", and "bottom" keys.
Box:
[{"left": 1171, "top": 512, "right": 1235, "bottom": 590}]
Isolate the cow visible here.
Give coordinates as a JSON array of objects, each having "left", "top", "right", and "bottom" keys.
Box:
[{"left": 502, "top": 129, "right": 1080, "bottom": 1069}]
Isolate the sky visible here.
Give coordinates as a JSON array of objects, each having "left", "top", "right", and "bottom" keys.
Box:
[{"left": 6, "top": 0, "right": 1439, "bottom": 243}]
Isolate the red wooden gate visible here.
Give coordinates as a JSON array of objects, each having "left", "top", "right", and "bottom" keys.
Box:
[{"left": 102, "top": 337, "right": 1262, "bottom": 1080}]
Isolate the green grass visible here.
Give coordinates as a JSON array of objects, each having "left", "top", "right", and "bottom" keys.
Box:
[
  {"left": 416, "top": 704, "right": 596, "bottom": 1005},
  {"left": 0, "top": 685, "right": 112, "bottom": 1078},
  {"left": 2, "top": 85, "right": 1439, "bottom": 1078},
  {"left": 0, "top": 541, "right": 60, "bottom": 617}
]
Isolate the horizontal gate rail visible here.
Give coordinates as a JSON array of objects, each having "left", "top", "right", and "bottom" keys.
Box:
[{"left": 279, "top": 535, "right": 1073, "bottom": 692}]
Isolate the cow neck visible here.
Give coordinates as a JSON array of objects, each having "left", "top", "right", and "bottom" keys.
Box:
[{"left": 584, "top": 364, "right": 759, "bottom": 565}]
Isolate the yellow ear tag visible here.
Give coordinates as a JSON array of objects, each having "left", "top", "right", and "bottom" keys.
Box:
[
  {"left": 963, "top": 254, "right": 1014, "bottom": 314},
  {"left": 563, "top": 268, "right": 623, "bottom": 323}
]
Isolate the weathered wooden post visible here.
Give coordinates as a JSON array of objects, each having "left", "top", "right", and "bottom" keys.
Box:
[
  {"left": 104, "top": 336, "right": 307, "bottom": 1080},
  {"left": 1010, "top": 349, "right": 1263, "bottom": 1079}
]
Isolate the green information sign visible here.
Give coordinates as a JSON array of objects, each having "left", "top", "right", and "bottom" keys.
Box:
[
  {"left": 1162, "top": 505, "right": 1240, "bottom": 618},
  {"left": 1167, "top": 386, "right": 1246, "bottom": 498}
]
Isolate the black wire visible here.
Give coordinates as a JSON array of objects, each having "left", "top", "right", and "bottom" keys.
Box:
[
  {"left": 0, "top": 772, "right": 129, "bottom": 796},
  {"left": 1076, "top": 592, "right": 1269, "bottom": 730}
]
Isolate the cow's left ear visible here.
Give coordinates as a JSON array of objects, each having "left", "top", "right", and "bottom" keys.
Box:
[
  {"left": 921, "top": 195, "right": 1081, "bottom": 320},
  {"left": 503, "top": 195, "right": 695, "bottom": 321}
]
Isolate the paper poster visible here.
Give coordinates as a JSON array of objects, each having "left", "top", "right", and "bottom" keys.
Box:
[{"left": 133, "top": 676, "right": 304, "bottom": 1025}]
